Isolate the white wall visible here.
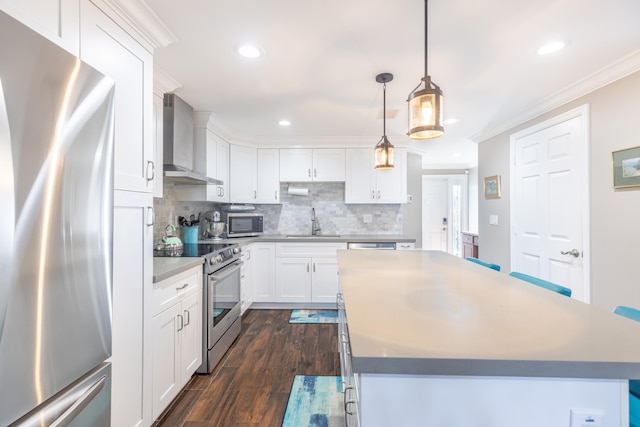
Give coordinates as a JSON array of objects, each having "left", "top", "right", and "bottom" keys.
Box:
[{"left": 478, "top": 70, "right": 640, "bottom": 311}]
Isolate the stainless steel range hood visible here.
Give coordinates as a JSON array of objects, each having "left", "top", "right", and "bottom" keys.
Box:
[{"left": 163, "top": 93, "right": 223, "bottom": 186}]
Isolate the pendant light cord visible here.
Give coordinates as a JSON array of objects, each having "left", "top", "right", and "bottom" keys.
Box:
[
  {"left": 382, "top": 82, "right": 387, "bottom": 137},
  {"left": 424, "top": 0, "right": 429, "bottom": 78}
]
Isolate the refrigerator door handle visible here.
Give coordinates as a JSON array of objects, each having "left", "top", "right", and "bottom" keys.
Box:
[
  {"left": 49, "top": 375, "right": 107, "bottom": 427},
  {"left": 0, "top": 78, "right": 15, "bottom": 341}
]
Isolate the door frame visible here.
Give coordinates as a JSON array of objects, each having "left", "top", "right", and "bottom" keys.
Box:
[
  {"left": 509, "top": 104, "right": 591, "bottom": 302},
  {"left": 422, "top": 174, "right": 469, "bottom": 255}
]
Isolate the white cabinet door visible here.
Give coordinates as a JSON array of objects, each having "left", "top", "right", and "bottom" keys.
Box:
[
  {"left": 276, "top": 258, "right": 312, "bottom": 302},
  {"left": 0, "top": 0, "right": 79, "bottom": 54},
  {"left": 151, "top": 303, "right": 181, "bottom": 421},
  {"left": 345, "top": 149, "right": 375, "bottom": 203},
  {"left": 153, "top": 92, "right": 163, "bottom": 198},
  {"left": 80, "top": 2, "right": 154, "bottom": 193},
  {"left": 376, "top": 148, "right": 406, "bottom": 203},
  {"left": 252, "top": 243, "right": 276, "bottom": 302},
  {"left": 180, "top": 289, "right": 202, "bottom": 381},
  {"left": 312, "top": 258, "right": 341, "bottom": 303},
  {"left": 313, "top": 149, "right": 345, "bottom": 181},
  {"left": 112, "top": 190, "right": 152, "bottom": 427},
  {"left": 279, "top": 148, "right": 313, "bottom": 182},
  {"left": 240, "top": 244, "right": 254, "bottom": 314},
  {"left": 257, "top": 148, "right": 281, "bottom": 203},
  {"left": 345, "top": 148, "right": 406, "bottom": 204},
  {"left": 214, "top": 137, "right": 229, "bottom": 202},
  {"left": 230, "top": 144, "right": 257, "bottom": 203}
]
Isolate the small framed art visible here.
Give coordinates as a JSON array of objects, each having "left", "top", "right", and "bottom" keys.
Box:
[
  {"left": 612, "top": 146, "right": 640, "bottom": 189},
  {"left": 484, "top": 175, "right": 501, "bottom": 199}
]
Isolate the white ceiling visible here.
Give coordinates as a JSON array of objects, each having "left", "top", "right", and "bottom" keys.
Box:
[{"left": 146, "top": 0, "right": 640, "bottom": 169}]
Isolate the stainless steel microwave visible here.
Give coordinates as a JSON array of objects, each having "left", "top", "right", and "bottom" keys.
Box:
[{"left": 226, "top": 213, "right": 264, "bottom": 237}]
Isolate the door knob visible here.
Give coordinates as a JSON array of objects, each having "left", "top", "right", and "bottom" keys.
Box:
[{"left": 561, "top": 249, "right": 581, "bottom": 257}]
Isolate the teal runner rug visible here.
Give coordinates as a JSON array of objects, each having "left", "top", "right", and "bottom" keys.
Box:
[
  {"left": 282, "top": 375, "right": 344, "bottom": 427},
  {"left": 289, "top": 309, "right": 338, "bottom": 324}
]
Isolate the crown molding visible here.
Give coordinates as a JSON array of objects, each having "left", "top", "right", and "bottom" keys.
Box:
[
  {"left": 472, "top": 49, "right": 640, "bottom": 143},
  {"left": 99, "top": 0, "right": 178, "bottom": 50},
  {"left": 153, "top": 65, "right": 181, "bottom": 95}
]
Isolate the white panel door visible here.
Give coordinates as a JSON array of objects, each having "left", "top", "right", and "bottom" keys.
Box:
[
  {"left": 512, "top": 110, "right": 587, "bottom": 301},
  {"left": 422, "top": 178, "right": 448, "bottom": 251}
]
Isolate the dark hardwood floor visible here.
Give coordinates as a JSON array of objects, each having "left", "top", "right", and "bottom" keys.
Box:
[{"left": 153, "top": 309, "right": 340, "bottom": 427}]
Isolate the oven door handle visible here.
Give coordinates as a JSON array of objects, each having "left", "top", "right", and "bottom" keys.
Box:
[{"left": 209, "top": 261, "right": 243, "bottom": 282}]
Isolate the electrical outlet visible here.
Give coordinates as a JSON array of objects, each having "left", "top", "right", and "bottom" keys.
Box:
[
  {"left": 570, "top": 409, "right": 604, "bottom": 427},
  {"left": 489, "top": 214, "right": 499, "bottom": 225},
  {"left": 363, "top": 214, "right": 373, "bottom": 223}
]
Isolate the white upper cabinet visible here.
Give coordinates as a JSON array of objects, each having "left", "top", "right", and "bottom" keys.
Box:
[
  {"left": 345, "top": 148, "right": 407, "bottom": 204},
  {"left": 230, "top": 144, "right": 257, "bottom": 203},
  {"left": 279, "top": 148, "right": 345, "bottom": 182},
  {"left": 257, "top": 148, "right": 280, "bottom": 204},
  {"left": 80, "top": 1, "right": 154, "bottom": 193},
  {"left": 0, "top": 0, "right": 80, "bottom": 55}
]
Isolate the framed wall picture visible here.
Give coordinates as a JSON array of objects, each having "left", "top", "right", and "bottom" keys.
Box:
[
  {"left": 612, "top": 146, "right": 640, "bottom": 189},
  {"left": 484, "top": 175, "right": 501, "bottom": 199}
]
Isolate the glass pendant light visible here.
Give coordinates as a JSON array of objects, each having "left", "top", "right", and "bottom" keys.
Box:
[
  {"left": 407, "top": 0, "right": 444, "bottom": 140},
  {"left": 375, "top": 73, "right": 394, "bottom": 170}
]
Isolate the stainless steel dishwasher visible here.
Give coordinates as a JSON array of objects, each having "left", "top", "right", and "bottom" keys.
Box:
[{"left": 347, "top": 242, "right": 396, "bottom": 250}]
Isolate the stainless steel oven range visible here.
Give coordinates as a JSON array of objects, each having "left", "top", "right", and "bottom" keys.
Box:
[{"left": 196, "top": 242, "right": 243, "bottom": 374}]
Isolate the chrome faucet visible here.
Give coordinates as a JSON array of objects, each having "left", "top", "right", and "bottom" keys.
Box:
[{"left": 311, "top": 207, "right": 321, "bottom": 235}]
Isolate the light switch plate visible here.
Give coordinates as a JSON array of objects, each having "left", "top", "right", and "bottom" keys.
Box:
[
  {"left": 363, "top": 214, "right": 373, "bottom": 223},
  {"left": 489, "top": 214, "right": 499, "bottom": 225}
]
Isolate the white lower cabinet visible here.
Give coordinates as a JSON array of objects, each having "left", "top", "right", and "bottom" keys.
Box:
[
  {"left": 252, "top": 243, "right": 277, "bottom": 302},
  {"left": 240, "top": 243, "right": 254, "bottom": 314},
  {"left": 275, "top": 243, "right": 345, "bottom": 303},
  {"left": 337, "top": 290, "right": 360, "bottom": 427},
  {"left": 151, "top": 266, "right": 202, "bottom": 421}
]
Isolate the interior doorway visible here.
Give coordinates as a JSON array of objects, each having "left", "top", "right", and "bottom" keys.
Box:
[
  {"left": 510, "top": 105, "right": 590, "bottom": 302},
  {"left": 422, "top": 175, "right": 469, "bottom": 255}
]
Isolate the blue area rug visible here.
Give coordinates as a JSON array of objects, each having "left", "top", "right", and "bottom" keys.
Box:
[
  {"left": 289, "top": 309, "right": 338, "bottom": 324},
  {"left": 282, "top": 375, "right": 344, "bottom": 427}
]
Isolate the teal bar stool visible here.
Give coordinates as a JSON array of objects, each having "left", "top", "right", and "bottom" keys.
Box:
[
  {"left": 613, "top": 305, "right": 640, "bottom": 427},
  {"left": 508, "top": 271, "right": 572, "bottom": 297},
  {"left": 466, "top": 257, "right": 501, "bottom": 271}
]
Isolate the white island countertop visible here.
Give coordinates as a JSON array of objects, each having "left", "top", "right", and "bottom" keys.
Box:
[{"left": 337, "top": 250, "right": 640, "bottom": 379}]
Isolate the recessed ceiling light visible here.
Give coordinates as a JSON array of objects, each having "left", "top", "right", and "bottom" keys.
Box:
[
  {"left": 537, "top": 41, "right": 567, "bottom": 55},
  {"left": 278, "top": 120, "right": 291, "bottom": 127},
  {"left": 444, "top": 118, "right": 458, "bottom": 125},
  {"left": 234, "top": 43, "right": 263, "bottom": 59}
]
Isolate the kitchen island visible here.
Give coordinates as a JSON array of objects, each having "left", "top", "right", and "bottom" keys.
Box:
[{"left": 337, "top": 250, "right": 640, "bottom": 427}]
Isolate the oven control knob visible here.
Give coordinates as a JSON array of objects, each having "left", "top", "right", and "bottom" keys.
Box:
[
  {"left": 233, "top": 247, "right": 241, "bottom": 254},
  {"left": 216, "top": 254, "right": 224, "bottom": 263},
  {"left": 208, "top": 257, "right": 216, "bottom": 266}
]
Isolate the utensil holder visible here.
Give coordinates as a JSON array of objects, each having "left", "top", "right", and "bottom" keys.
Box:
[{"left": 183, "top": 226, "right": 199, "bottom": 244}]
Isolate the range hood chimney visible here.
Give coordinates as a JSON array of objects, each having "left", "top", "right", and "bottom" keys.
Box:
[{"left": 163, "top": 93, "right": 223, "bottom": 185}]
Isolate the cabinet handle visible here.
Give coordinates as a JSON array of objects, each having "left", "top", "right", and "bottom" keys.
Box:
[
  {"left": 377, "top": 190, "right": 381, "bottom": 199},
  {"left": 307, "top": 263, "right": 310, "bottom": 273},
  {"left": 274, "top": 190, "right": 278, "bottom": 200},
  {"left": 177, "top": 314, "right": 184, "bottom": 332},
  {"left": 371, "top": 190, "right": 375, "bottom": 200},
  {"left": 146, "top": 206, "right": 154, "bottom": 227},
  {"left": 176, "top": 283, "right": 189, "bottom": 291},
  {"left": 314, "top": 168, "right": 317, "bottom": 178},
  {"left": 313, "top": 263, "right": 316, "bottom": 273},
  {"left": 184, "top": 309, "right": 190, "bottom": 326},
  {"left": 344, "top": 385, "right": 356, "bottom": 416},
  {"left": 308, "top": 168, "right": 311, "bottom": 178},
  {"left": 146, "top": 160, "right": 155, "bottom": 181},
  {"left": 254, "top": 190, "right": 257, "bottom": 200}
]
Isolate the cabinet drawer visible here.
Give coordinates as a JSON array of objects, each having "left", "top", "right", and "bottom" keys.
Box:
[
  {"left": 473, "top": 236, "right": 479, "bottom": 245},
  {"left": 461, "top": 233, "right": 476, "bottom": 244},
  {"left": 152, "top": 266, "right": 202, "bottom": 316},
  {"left": 275, "top": 242, "right": 347, "bottom": 257}
]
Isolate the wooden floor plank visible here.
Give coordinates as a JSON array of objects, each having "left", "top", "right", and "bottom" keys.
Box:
[{"left": 154, "top": 308, "right": 339, "bottom": 427}]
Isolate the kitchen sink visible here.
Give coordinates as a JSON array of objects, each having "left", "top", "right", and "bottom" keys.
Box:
[{"left": 285, "top": 234, "right": 341, "bottom": 238}]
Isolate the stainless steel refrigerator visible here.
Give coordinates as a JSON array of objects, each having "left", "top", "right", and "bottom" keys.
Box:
[{"left": 0, "top": 10, "right": 116, "bottom": 427}]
